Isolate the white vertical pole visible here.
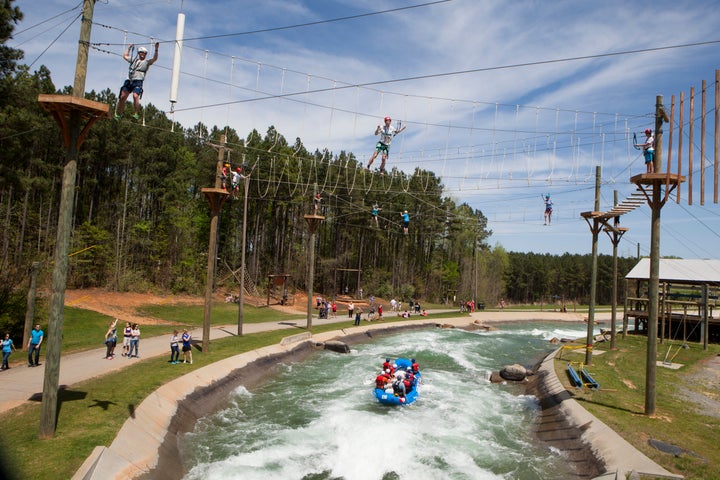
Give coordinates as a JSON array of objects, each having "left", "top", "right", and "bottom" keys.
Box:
[{"left": 169, "top": 12, "right": 185, "bottom": 107}]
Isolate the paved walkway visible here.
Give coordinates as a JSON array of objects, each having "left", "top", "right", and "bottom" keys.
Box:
[{"left": 1, "top": 309, "right": 467, "bottom": 413}]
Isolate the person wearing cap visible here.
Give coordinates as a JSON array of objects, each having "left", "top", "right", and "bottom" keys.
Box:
[
  {"left": 116, "top": 42, "right": 159, "bottom": 120},
  {"left": 366, "top": 116, "right": 406, "bottom": 174},
  {"left": 634, "top": 128, "right": 655, "bottom": 173},
  {"left": 401, "top": 210, "right": 410, "bottom": 235},
  {"left": 231, "top": 165, "right": 248, "bottom": 197}
]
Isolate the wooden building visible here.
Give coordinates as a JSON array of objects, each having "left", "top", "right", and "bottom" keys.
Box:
[{"left": 624, "top": 259, "right": 720, "bottom": 344}]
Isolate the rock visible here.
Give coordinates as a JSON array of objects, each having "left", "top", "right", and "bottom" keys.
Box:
[
  {"left": 500, "top": 364, "right": 527, "bottom": 381},
  {"left": 324, "top": 340, "right": 350, "bottom": 353},
  {"left": 489, "top": 371, "right": 505, "bottom": 383}
]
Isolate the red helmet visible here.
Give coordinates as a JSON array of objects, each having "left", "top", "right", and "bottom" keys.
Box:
[
  {"left": 384, "top": 116, "right": 391, "bottom": 122},
  {"left": 236, "top": 167, "right": 242, "bottom": 172},
  {"left": 644, "top": 128, "right": 651, "bottom": 134}
]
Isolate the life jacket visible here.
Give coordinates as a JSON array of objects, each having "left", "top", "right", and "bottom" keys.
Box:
[{"left": 375, "top": 375, "right": 387, "bottom": 389}]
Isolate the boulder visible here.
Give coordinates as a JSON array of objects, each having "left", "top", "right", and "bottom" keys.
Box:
[
  {"left": 500, "top": 364, "right": 527, "bottom": 381},
  {"left": 324, "top": 340, "right": 350, "bottom": 353}
]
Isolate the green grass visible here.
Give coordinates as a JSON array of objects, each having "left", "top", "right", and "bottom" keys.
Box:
[
  {"left": 0, "top": 305, "right": 468, "bottom": 480},
  {"left": 136, "top": 301, "right": 302, "bottom": 326},
  {"left": 555, "top": 334, "right": 720, "bottom": 480}
]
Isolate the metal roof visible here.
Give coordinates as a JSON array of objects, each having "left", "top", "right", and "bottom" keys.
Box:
[{"left": 625, "top": 258, "right": 720, "bottom": 284}]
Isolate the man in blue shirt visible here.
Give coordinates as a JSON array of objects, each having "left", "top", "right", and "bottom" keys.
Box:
[{"left": 27, "top": 324, "right": 44, "bottom": 367}]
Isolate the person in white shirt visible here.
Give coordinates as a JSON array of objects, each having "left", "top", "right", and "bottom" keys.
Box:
[
  {"left": 366, "top": 116, "right": 406, "bottom": 174},
  {"left": 634, "top": 128, "right": 655, "bottom": 173}
]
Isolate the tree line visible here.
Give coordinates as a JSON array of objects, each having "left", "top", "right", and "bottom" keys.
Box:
[{"left": 0, "top": 1, "right": 638, "bottom": 333}]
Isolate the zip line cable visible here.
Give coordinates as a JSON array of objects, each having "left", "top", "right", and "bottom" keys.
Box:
[{"left": 27, "top": 12, "right": 82, "bottom": 69}]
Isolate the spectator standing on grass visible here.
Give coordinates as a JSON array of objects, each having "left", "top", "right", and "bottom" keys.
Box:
[
  {"left": 27, "top": 324, "right": 43, "bottom": 367},
  {"left": 348, "top": 301, "right": 355, "bottom": 319},
  {"left": 181, "top": 329, "right": 193, "bottom": 364},
  {"left": 170, "top": 330, "right": 180, "bottom": 364}
]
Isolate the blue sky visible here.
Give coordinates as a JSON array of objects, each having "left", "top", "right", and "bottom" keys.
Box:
[{"left": 11, "top": 0, "right": 720, "bottom": 259}]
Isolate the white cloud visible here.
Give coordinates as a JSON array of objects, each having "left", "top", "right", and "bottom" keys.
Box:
[{"left": 11, "top": 0, "right": 720, "bottom": 257}]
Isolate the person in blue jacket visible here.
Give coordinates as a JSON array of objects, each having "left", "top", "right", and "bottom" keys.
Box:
[{"left": 401, "top": 210, "right": 410, "bottom": 235}]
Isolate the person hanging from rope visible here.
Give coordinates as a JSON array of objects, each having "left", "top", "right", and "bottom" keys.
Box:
[
  {"left": 634, "top": 128, "right": 655, "bottom": 173},
  {"left": 542, "top": 194, "right": 553, "bottom": 226},
  {"left": 366, "top": 116, "right": 406, "bottom": 174},
  {"left": 371, "top": 203, "right": 382, "bottom": 227},
  {"left": 116, "top": 43, "right": 159, "bottom": 120},
  {"left": 401, "top": 210, "right": 410, "bottom": 235},
  {"left": 231, "top": 165, "right": 248, "bottom": 198}
]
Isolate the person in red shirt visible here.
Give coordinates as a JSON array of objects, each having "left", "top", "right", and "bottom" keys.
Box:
[
  {"left": 411, "top": 358, "right": 419, "bottom": 374},
  {"left": 375, "top": 372, "right": 388, "bottom": 389},
  {"left": 382, "top": 358, "right": 394, "bottom": 374}
]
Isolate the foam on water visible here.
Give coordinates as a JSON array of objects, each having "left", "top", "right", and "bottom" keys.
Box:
[{"left": 181, "top": 322, "right": 591, "bottom": 479}]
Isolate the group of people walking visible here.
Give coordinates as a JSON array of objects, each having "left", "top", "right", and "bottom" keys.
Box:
[{"left": 0, "top": 324, "right": 44, "bottom": 370}]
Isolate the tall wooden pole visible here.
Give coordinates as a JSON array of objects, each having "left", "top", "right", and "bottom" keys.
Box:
[
  {"left": 237, "top": 174, "right": 249, "bottom": 335},
  {"left": 304, "top": 186, "right": 324, "bottom": 329},
  {"left": 40, "top": 0, "right": 96, "bottom": 438},
  {"left": 23, "top": 261, "right": 40, "bottom": 350},
  {"left": 610, "top": 191, "right": 619, "bottom": 350},
  {"left": 584, "top": 166, "right": 601, "bottom": 366},
  {"left": 645, "top": 182, "right": 661, "bottom": 415},
  {"left": 202, "top": 134, "right": 228, "bottom": 353}
]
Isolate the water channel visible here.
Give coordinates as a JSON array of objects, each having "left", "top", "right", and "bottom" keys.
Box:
[{"left": 179, "top": 321, "right": 598, "bottom": 479}]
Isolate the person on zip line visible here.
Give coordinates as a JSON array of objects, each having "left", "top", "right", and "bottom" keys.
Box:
[
  {"left": 371, "top": 203, "right": 382, "bottom": 226},
  {"left": 542, "top": 194, "right": 553, "bottom": 225},
  {"left": 634, "top": 128, "right": 655, "bottom": 173},
  {"left": 366, "top": 116, "right": 406, "bottom": 174},
  {"left": 116, "top": 43, "right": 159, "bottom": 120},
  {"left": 231, "top": 166, "right": 248, "bottom": 198}
]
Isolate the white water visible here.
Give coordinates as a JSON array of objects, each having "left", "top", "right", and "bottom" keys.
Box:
[{"left": 180, "top": 322, "right": 597, "bottom": 479}]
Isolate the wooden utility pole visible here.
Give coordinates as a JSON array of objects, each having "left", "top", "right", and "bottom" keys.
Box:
[
  {"left": 630, "top": 94, "right": 684, "bottom": 415},
  {"left": 303, "top": 185, "right": 324, "bottom": 329},
  {"left": 584, "top": 166, "right": 602, "bottom": 366},
  {"left": 23, "top": 262, "right": 40, "bottom": 350},
  {"left": 603, "top": 191, "right": 628, "bottom": 350},
  {"left": 36, "top": 0, "right": 109, "bottom": 438},
  {"left": 237, "top": 171, "right": 249, "bottom": 336},
  {"left": 201, "top": 135, "right": 229, "bottom": 352}
]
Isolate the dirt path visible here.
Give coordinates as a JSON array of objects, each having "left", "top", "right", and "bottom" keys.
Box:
[{"left": 64, "top": 288, "right": 206, "bottom": 325}]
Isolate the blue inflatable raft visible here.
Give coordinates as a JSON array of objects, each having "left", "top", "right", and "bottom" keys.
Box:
[{"left": 373, "top": 358, "right": 421, "bottom": 406}]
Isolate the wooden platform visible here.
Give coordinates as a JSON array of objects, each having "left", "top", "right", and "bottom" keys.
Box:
[
  {"left": 37, "top": 94, "right": 109, "bottom": 149},
  {"left": 630, "top": 173, "right": 686, "bottom": 185}
]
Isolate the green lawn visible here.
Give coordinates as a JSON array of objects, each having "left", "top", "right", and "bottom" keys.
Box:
[{"left": 555, "top": 334, "right": 720, "bottom": 480}]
